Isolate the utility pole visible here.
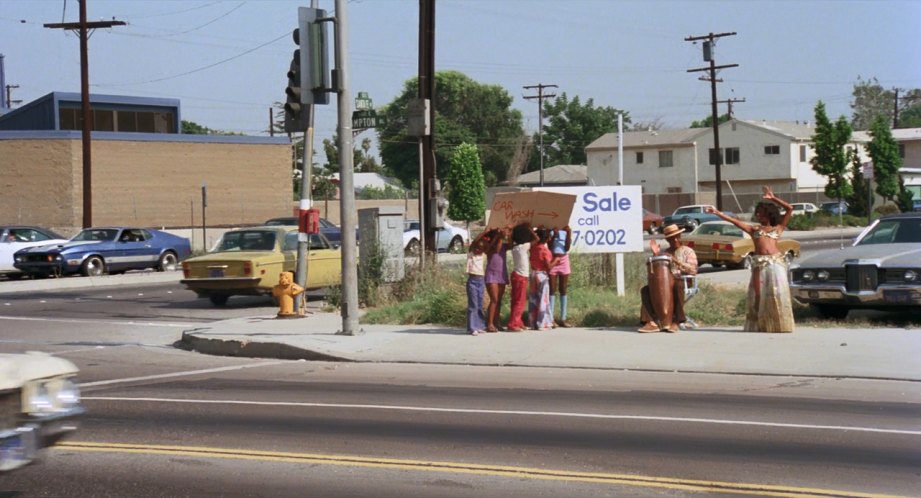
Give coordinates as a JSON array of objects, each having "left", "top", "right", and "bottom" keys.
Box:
[
  {"left": 45, "top": 1, "right": 125, "bottom": 228},
  {"left": 523, "top": 83, "right": 557, "bottom": 187},
  {"left": 717, "top": 97, "right": 745, "bottom": 118},
  {"left": 419, "top": 0, "right": 438, "bottom": 256},
  {"left": 685, "top": 32, "right": 737, "bottom": 211},
  {"left": 5, "top": 84, "right": 22, "bottom": 108}
]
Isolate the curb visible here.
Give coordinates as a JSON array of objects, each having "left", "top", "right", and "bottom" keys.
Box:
[{"left": 176, "top": 330, "right": 352, "bottom": 362}]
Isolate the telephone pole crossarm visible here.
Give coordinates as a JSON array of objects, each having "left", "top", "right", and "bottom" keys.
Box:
[{"left": 523, "top": 83, "right": 558, "bottom": 187}]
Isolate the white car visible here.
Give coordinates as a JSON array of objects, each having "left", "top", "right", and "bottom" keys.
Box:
[
  {"left": 0, "top": 353, "right": 84, "bottom": 472},
  {"left": 403, "top": 220, "right": 469, "bottom": 256},
  {"left": 787, "top": 202, "right": 819, "bottom": 216},
  {"left": 1, "top": 226, "right": 70, "bottom": 278}
]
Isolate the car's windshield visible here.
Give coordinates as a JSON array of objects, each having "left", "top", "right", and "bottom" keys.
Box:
[
  {"left": 691, "top": 223, "right": 745, "bottom": 238},
  {"left": 72, "top": 229, "right": 118, "bottom": 242},
  {"left": 216, "top": 230, "right": 277, "bottom": 251},
  {"left": 405, "top": 221, "right": 420, "bottom": 231},
  {"left": 856, "top": 219, "right": 921, "bottom": 245},
  {"left": 264, "top": 218, "right": 296, "bottom": 226}
]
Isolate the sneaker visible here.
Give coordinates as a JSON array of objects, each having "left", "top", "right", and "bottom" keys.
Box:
[
  {"left": 637, "top": 322, "right": 660, "bottom": 333},
  {"left": 558, "top": 320, "right": 573, "bottom": 328},
  {"left": 470, "top": 330, "right": 481, "bottom": 336}
]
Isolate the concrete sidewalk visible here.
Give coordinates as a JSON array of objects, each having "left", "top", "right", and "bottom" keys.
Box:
[{"left": 179, "top": 312, "right": 921, "bottom": 382}]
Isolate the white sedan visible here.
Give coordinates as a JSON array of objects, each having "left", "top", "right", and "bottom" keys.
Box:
[
  {"left": 403, "top": 220, "right": 469, "bottom": 256},
  {"left": 1, "top": 226, "right": 69, "bottom": 278}
]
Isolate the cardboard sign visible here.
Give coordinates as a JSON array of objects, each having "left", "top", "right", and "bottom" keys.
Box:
[{"left": 487, "top": 191, "right": 576, "bottom": 229}]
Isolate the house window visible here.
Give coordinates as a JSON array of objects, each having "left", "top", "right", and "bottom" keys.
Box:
[
  {"left": 725, "top": 147, "right": 740, "bottom": 164},
  {"left": 899, "top": 144, "right": 905, "bottom": 158},
  {"left": 709, "top": 148, "right": 722, "bottom": 165},
  {"left": 764, "top": 145, "right": 780, "bottom": 155},
  {"left": 94, "top": 110, "right": 115, "bottom": 131},
  {"left": 658, "top": 150, "right": 673, "bottom": 168},
  {"left": 800, "top": 145, "right": 807, "bottom": 162},
  {"left": 59, "top": 108, "right": 78, "bottom": 130},
  {"left": 636, "top": 152, "right": 644, "bottom": 164}
]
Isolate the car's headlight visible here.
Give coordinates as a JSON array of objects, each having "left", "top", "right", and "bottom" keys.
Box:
[
  {"left": 26, "top": 383, "right": 54, "bottom": 413},
  {"left": 817, "top": 270, "right": 830, "bottom": 281},
  {"left": 55, "top": 255, "right": 64, "bottom": 261},
  {"left": 15, "top": 255, "right": 24, "bottom": 263},
  {"left": 802, "top": 270, "right": 815, "bottom": 281},
  {"left": 904, "top": 270, "right": 919, "bottom": 282},
  {"left": 55, "top": 379, "right": 81, "bottom": 409}
]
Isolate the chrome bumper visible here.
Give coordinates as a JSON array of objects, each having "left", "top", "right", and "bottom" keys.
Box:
[{"left": 791, "top": 283, "right": 921, "bottom": 306}]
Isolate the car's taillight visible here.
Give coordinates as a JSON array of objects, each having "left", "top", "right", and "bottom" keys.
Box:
[
  {"left": 686, "top": 241, "right": 695, "bottom": 248},
  {"left": 182, "top": 262, "right": 190, "bottom": 278},
  {"left": 711, "top": 243, "right": 733, "bottom": 251},
  {"left": 243, "top": 262, "right": 252, "bottom": 276}
]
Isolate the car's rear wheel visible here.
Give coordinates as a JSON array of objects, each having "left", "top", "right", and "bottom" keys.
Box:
[
  {"left": 157, "top": 251, "right": 178, "bottom": 272},
  {"left": 405, "top": 239, "right": 420, "bottom": 256},
  {"left": 814, "top": 304, "right": 848, "bottom": 320},
  {"left": 647, "top": 223, "right": 659, "bottom": 235},
  {"left": 685, "top": 217, "right": 699, "bottom": 230},
  {"left": 208, "top": 294, "right": 229, "bottom": 307},
  {"left": 447, "top": 236, "right": 464, "bottom": 253},
  {"left": 81, "top": 256, "right": 105, "bottom": 277}
]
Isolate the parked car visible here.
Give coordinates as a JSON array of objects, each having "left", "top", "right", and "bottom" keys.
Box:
[
  {"left": 787, "top": 202, "right": 819, "bottom": 216},
  {"left": 820, "top": 201, "right": 849, "bottom": 216},
  {"left": 789, "top": 212, "right": 921, "bottom": 319},
  {"left": 264, "top": 217, "right": 352, "bottom": 247},
  {"left": 642, "top": 209, "right": 664, "bottom": 234},
  {"left": 684, "top": 221, "right": 801, "bottom": 270},
  {"left": 181, "top": 227, "right": 341, "bottom": 306},
  {"left": 403, "top": 220, "right": 469, "bottom": 256},
  {"left": 13, "top": 227, "right": 191, "bottom": 278},
  {"left": 1, "top": 226, "right": 69, "bottom": 279},
  {"left": 662, "top": 205, "right": 733, "bottom": 231},
  {"left": 0, "top": 352, "right": 83, "bottom": 473}
]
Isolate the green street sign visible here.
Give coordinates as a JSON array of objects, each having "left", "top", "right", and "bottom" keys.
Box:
[{"left": 352, "top": 110, "right": 380, "bottom": 129}]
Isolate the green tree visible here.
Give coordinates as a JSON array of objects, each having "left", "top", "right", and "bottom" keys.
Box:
[
  {"left": 689, "top": 113, "right": 730, "bottom": 129},
  {"left": 866, "top": 116, "right": 903, "bottom": 205},
  {"left": 810, "top": 101, "right": 854, "bottom": 204},
  {"left": 896, "top": 93, "right": 921, "bottom": 128},
  {"left": 181, "top": 120, "right": 241, "bottom": 136},
  {"left": 377, "top": 70, "right": 524, "bottom": 188},
  {"left": 844, "top": 147, "right": 870, "bottom": 218},
  {"left": 526, "top": 93, "right": 628, "bottom": 171},
  {"left": 850, "top": 78, "right": 921, "bottom": 130},
  {"left": 446, "top": 143, "right": 486, "bottom": 228}
]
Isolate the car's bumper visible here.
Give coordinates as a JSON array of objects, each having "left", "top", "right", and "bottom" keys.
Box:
[
  {"left": 181, "top": 277, "right": 266, "bottom": 295},
  {"left": 13, "top": 261, "right": 76, "bottom": 276},
  {"left": 791, "top": 283, "right": 921, "bottom": 308},
  {"left": 1, "top": 406, "right": 83, "bottom": 473}
]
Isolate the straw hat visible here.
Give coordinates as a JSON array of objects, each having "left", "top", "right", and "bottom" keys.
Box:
[{"left": 662, "top": 224, "right": 685, "bottom": 239}]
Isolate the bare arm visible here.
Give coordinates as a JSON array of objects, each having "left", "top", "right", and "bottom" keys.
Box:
[
  {"left": 704, "top": 206, "right": 753, "bottom": 234},
  {"left": 563, "top": 226, "right": 572, "bottom": 252}
]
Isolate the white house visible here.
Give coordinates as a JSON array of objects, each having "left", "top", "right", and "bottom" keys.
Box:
[
  {"left": 585, "top": 128, "right": 704, "bottom": 193},
  {"left": 893, "top": 128, "right": 921, "bottom": 202}
]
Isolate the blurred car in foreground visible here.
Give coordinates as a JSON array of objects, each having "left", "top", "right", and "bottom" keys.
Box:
[
  {"left": 264, "top": 216, "right": 348, "bottom": 247},
  {"left": 790, "top": 212, "right": 921, "bottom": 319},
  {"left": 642, "top": 209, "right": 664, "bottom": 234},
  {"left": 181, "top": 226, "right": 341, "bottom": 306},
  {"left": 13, "top": 227, "right": 191, "bottom": 278},
  {"left": 1, "top": 226, "right": 69, "bottom": 279},
  {"left": 684, "top": 221, "right": 800, "bottom": 270},
  {"left": 663, "top": 205, "right": 732, "bottom": 231},
  {"left": 0, "top": 352, "right": 83, "bottom": 473},
  {"left": 403, "top": 220, "right": 469, "bottom": 256}
]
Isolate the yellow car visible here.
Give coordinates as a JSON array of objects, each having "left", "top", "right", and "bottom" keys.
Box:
[
  {"left": 684, "top": 221, "right": 800, "bottom": 270},
  {"left": 181, "top": 226, "right": 341, "bottom": 306}
]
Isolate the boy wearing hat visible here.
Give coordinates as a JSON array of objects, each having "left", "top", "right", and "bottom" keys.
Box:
[{"left": 638, "top": 223, "right": 698, "bottom": 333}]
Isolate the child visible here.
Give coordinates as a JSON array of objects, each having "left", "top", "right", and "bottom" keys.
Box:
[
  {"left": 528, "top": 227, "right": 558, "bottom": 330},
  {"left": 548, "top": 225, "right": 573, "bottom": 327},
  {"left": 484, "top": 227, "right": 510, "bottom": 333},
  {"left": 506, "top": 222, "right": 538, "bottom": 332},
  {"left": 465, "top": 230, "right": 493, "bottom": 336}
]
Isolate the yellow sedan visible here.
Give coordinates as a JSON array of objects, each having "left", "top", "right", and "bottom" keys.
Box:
[
  {"left": 683, "top": 221, "right": 801, "bottom": 270},
  {"left": 181, "top": 226, "right": 341, "bottom": 306}
]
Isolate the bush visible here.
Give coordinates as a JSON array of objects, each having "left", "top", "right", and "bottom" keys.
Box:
[
  {"left": 786, "top": 214, "right": 816, "bottom": 231},
  {"left": 874, "top": 203, "right": 900, "bottom": 216}
]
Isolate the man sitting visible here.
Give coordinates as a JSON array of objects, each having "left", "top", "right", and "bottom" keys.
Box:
[{"left": 638, "top": 224, "right": 698, "bottom": 333}]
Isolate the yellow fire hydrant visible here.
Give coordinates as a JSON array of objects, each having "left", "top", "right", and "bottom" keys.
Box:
[{"left": 272, "top": 271, "right": 304, "bottom": 318}]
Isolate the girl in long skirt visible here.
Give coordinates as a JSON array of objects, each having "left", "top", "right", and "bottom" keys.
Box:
[
  {"left": 465, "top": 231, "right": 492, "bottom": 335},
  {"left": 528, "top": 228, "right": 558, "bottom": 330},
  {"left": 706, "top": 187, "right": 795, "bottom": 332}
]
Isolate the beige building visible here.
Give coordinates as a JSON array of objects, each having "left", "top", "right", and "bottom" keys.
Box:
[{"left": 0, "top": 92, "right": 292, "bottom": 237}]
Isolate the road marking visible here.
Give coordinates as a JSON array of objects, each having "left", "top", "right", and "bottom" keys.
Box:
[
  {"left": 55, "top": 441, "right": 904, "bottom": 498},
  {"left": 0, "top": 315, "right": 199, "bottom": 328},
  {"left": 79, "top": 362, "right": 289, "bottom": 388},
  {"left": 81, "top": 397, "right": 921, "bottom": 436}
]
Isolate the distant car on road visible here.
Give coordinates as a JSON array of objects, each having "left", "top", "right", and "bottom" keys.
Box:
[
  {"left": 181, "top": 227, "right": 341, "bottom": 306},
  {"left": 264, "top": 216, "right": 352, "bottom": 247},
  {"left": 0, "top": 352, "right": 83, "bottom": 473},
  {"left": 787, "top": 202, "right": 819, "bottom": 216},
  {"left": 662, "top": 205, "right": 732, "bottom": 231},
  {"left": 642, "top": 209, "right": 664, "bottom": 234},
  {"left": 820, "top": 201, "right": 849, "bottom": 216},
  {"left": 403, "top": 220, "right": 469, "bottom": 256},
  {"left": 0, "top": 226, "right": 69, "bottom": 279},
  {"left": 13, "top": 227, "right": 191, "bottom": 278},
  {"left": 684, "top": 221, "right": 801, "bottom": 270},
  {"left": 790, "top": 212, "right": 921, "bottom": 319}
]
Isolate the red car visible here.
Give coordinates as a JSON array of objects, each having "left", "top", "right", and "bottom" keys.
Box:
[{"left": 643, "top": 209, "right": 664, "bottom": 234}]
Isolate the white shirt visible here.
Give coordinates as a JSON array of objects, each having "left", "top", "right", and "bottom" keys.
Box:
[{"left": 511, "top": 243, "right": 530, "bottom": 277}]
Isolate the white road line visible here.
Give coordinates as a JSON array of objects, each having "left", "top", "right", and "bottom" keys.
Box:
[
  {"left": 0, "top": 315, "right": 199, "bottom": 328},
  {"left": 80, "top": 361, "right": 291, "bottom": 387},
  {"left": 81, "top": 396, "right": 921, "bottom": 436}
]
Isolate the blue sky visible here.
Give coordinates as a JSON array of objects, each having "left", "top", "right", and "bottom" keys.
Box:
[{"left": 2, "top": 0, "right": 919, "bottom": 159}]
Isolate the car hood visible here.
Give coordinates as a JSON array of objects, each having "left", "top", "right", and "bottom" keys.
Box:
[
  {"left": 16, "top": 240, "right": 100, "bottom": 254},
  {"left": 792, "top": 243, "right": 921, "bottom": 269},
  {"left": 0, "top": 353, "right": 79, "bottom": 390}
]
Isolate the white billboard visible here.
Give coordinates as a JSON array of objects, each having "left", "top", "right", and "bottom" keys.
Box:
[{"left": 536, "top": 186, "right": 644, "bottom": 253}]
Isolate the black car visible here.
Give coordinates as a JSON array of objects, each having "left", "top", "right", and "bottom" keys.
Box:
[{"left": 264, "top": 217, "right": 349, "bottom": 247}]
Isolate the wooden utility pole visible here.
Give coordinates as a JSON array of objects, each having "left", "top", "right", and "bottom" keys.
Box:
[
  {"left": 685, "top": 32, "right": 737, "bottom": 211},
  {"left": 44, "top": 0, "right": 125, "bottom": 228},
  {"left": 717, "top": 97, "right": 745, "bottom": 117},
  {"left": 419, "top": 0, "right": 437, "bottom": 255},
  {"left": 523, "top": 83, "right": 557, "bottom": 187}
]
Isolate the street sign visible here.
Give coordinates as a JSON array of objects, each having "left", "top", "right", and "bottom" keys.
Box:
[
  {"left": 352, "top": 110, "right": 380, "bottom": 130},
  {"left": 354, "top": 91, "right": 373, "bottom": 111}
]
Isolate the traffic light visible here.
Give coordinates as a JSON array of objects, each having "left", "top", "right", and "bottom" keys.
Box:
[{"left": 284, "top": 48, "right": 308, "bottom": 133}]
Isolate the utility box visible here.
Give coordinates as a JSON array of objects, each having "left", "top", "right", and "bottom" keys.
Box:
[{"left": 358, "top": 206, "right": 405, "bottom": 283}]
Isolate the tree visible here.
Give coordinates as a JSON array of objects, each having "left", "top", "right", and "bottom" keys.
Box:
[
  {"left": 850, "top": 77, "right": 921, "bottom": 130},
  {"left": 377, "top": 70, "right": 524, "bottom": 188},
  {"left": 446, "top": 143, "right": 486, "bottom": 228},
  {"left": 181, "top": 120, "right": 242, "bottom": 136},
  {"left": 866, "top": 116, "right": 903, "bottom": 205},
  {"left": 844, "top": 147, "right": 870, "bottom": 218},
  {"left": 690, "top": 113, "right": 730, "bottom": 129},
  {"left": 526, "top": 93, "right": 628, "bottom": 172},
  {"left": 896, "top": 94, "right": 921, "bottom": 128},
  {"left": 810, "top": 101, "right": 853, "bottom": 204},
  {"left": 630, "top": 116, "right": 665, "bottom": 131}
]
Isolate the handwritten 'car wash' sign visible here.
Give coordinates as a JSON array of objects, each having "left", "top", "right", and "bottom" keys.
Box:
[{"left": 486, "top": 191, "right": 576, "bottom": 229}]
